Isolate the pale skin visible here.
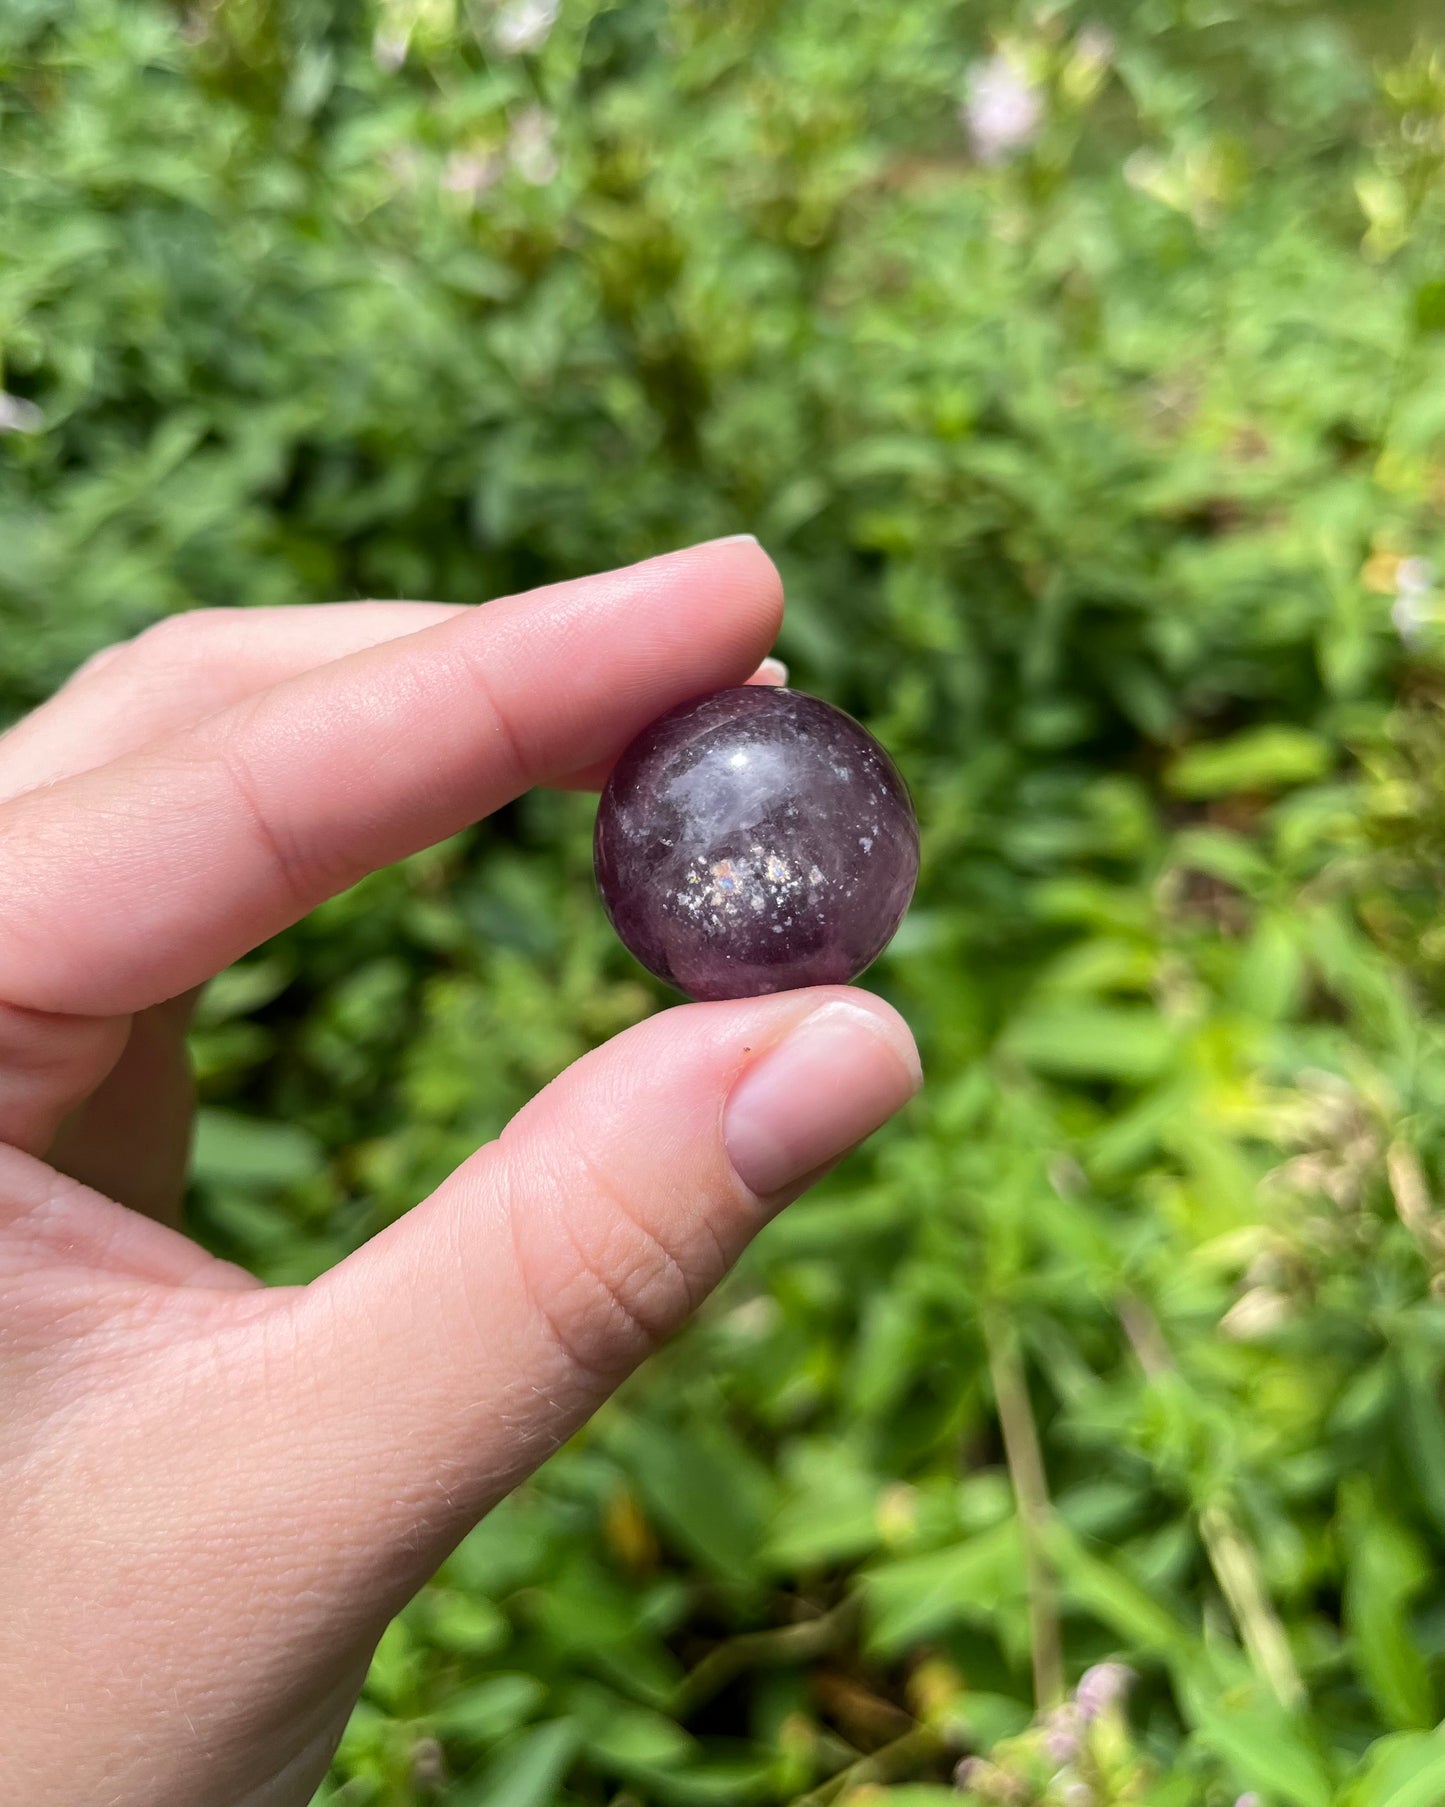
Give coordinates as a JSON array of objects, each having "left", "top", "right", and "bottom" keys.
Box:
[{"left": 0, "top": 537, "right": 922, "bottom": 1807}]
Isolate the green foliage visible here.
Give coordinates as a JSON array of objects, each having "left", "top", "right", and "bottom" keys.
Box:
[{"left": 5, "top": 0, "right": 1445, "bottom": 1802}]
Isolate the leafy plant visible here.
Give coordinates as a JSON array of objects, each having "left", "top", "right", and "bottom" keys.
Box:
[{"left": 5, "top": 1, "right": 1445, "bottom": 1802}]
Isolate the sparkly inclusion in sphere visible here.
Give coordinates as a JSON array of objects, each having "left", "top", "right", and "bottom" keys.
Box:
[{"left": 594, "top": 687, "right": 919, "bottom": 1002}]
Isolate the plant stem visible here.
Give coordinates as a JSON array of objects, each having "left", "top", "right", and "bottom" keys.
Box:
[
  {"left": 1197, "top": 1503, "right": 1305, "bottom": 1711},
  {"left": 984, "top": 1306, "right": 1065, "bottom": 1714},
  {"left": 788, "top": 1725, "right": 941, "bottom": 1807},
  {"left": 672, "top": 1596, "right": 858, "bottom": 1719},
  {"left": 1118, "top": 1293, "right": 1305, "bottom": 1710}
]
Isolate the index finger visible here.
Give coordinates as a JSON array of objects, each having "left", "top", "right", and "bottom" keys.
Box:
[{"left": 0, "top": 538, "right": 781, "bottom": 1018}]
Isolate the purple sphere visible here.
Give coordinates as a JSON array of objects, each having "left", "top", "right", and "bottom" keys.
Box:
[{"left": 594, "top": 687, "right": 919, "bottom": 1002}]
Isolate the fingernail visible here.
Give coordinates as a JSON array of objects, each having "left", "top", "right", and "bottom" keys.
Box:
[
  {"left": 724, "top": 999, "right": 922, "bottom": 1199},
  {"left": 708, "top": 532, "right": 759, "bottom": 547},
  {"left": 755, "top": 656, "right": 789, "bottom": 685}
]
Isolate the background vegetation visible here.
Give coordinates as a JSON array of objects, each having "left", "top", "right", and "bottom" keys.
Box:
[{"left": 5, "top": 1, "right": 1445, "bottom": 1801}]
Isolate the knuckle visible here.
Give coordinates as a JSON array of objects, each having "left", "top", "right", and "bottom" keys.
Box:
[
  {"left": 117, "top": 609, "right": 238, "bottom": 679},
  {"left": 137, "top": 607, "right": 233, "bottom": 651},
  {"left": 449, "top": 638, "right": 533, "bottom": 795},
  {"left": 183, "top": 719, "right": 318, "bottom": 912},
  {"left": 504, "top": 1142, "right": 711, "bottom": 1387},
  {"left": 62, "top": 641, "right": 127, "bottom": 684}
]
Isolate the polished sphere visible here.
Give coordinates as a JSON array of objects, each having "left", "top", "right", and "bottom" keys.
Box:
[{"left": 594, "top": 687, "right": 919, "bottom": 1002}]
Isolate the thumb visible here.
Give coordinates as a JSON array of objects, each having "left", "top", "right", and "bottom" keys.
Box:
[{"left": 278, "top": 986, "right": 919, "bottom": 1603}]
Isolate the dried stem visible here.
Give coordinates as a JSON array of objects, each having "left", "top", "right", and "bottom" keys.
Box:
[
  {"left": 1118, "top": 1292, "right": 1305, "bottom": 1711},
  {"left": 1197, "top": 1503, "right": 1306, "bottom": 1711},
  {"left": 984, "top": 1306, "right": 1065, "bottom": 1714},
  {"left": 1387, "top": 1141, "right": 1445, "bottom": 1282}
]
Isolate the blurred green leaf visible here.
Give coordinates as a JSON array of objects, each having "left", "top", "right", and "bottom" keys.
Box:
[
  {"left": 607, "top": 1415, "right": 778, "bottom": 1583},
  {"left": 1167, "top": 728, "right": 1335, "bottom": 799},
  {"left": 1186, "top": 1693, "right": 1335, "bottom": 1807},
  {"left": 1002, "top": 1004, "right": 1177, "bottom": 1083},
  {"left": 864, "top": 1522, "right": 1023, "bottom": 1655},
  {"left": 450, "top": 1718, "right": 580, "bottom": 1807},
  {"left": 6, "top": 4, "right": 1445, "bottom": 1802},
  {"left": 1341, "top": 1731, "right": 1445, "bottom": 1807},
  {"left": 1342, "top": 1477, "right": 1436, "bottom": 1731},
  {"left": 433, "top": 1674, "right": 548, "bottom": 1748},
  {"left": 190, "top": 1108, "right": 324, "bottom": 1190}
]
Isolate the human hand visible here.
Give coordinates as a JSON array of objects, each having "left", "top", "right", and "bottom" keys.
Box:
[{"left": 0, "top": 539, "right": 921, "bottom": 1807}]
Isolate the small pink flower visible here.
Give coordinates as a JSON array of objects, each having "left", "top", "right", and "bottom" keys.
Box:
[
  {"left": 1074, "top": 1660, "right": 1134, "bottom": 1720},
  {"left": 960, "top": 53, "right": 1043, "bottom": 163},
  {"left": 1043, "top": 1702, "right": 1081, "bottom": 1763}
]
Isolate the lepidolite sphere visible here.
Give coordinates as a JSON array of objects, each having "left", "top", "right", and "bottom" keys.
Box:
[{"left": 594, "top": 687, "right": 919, "bottom": 1002}]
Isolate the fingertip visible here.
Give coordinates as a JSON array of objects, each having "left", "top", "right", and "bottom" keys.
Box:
[
  {"left": 717, "top": 987, "right": 921, "bottom": 1200},
  {"left": 651, "top": 534, "right": 783, "bottom": 643},
  {"left": 807, "top": 985, "right": 923, "bottom": 1089},
  {"left": 538, "top": 538, "right": 784, "bottom": 791},
  {"left": 549, "top": 982, "right": 920, "bottom": 1207}
]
